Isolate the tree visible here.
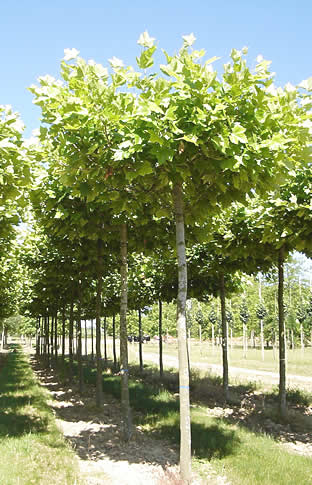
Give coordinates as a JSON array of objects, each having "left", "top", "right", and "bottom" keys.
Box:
[{"left": 29, "top": 36, "right": 311, "bottom": 482}]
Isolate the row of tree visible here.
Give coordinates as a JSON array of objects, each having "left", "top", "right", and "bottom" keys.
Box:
[{"left": 1, "top": 34, "right": 312, "bottom": 483}]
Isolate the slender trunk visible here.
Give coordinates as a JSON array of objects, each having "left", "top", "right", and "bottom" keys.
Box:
[
  {"left": 43, "top": 316, "right": 47, "bottom": 356},
  {"left": 103, "top": 316, "right": 107, "bottom": 361},
  {"left": 187, "top": 329, "right": 191, "bottom": 375},
  {"left": 50, "top": 315, "right": 54, "bottom": 360},
  {"left": 36, "top": 317, "right": 40, "bottom": 356},
  {"left": 261, "top": 320, "right": 264, "bottom": 361},
  {"left": 251, "top": 329, "right": 255, "bottom": 348},
  {"left": 47, "top": 316, "right": 50, "bottom": 367},
  {"left": 112, "top": 314, "right": 117, "bottom": 370},
  {"left": 173, "top": 182, "right": 191, "bottom": 484},
  {"left": 62, "top": 307, "right": 66, "bottom": 365},
  {"left": 220, "top": 272, "right": 229, "bottom": 401},
  {"left": 300, "top": 324, "right": 304, "bottom": 351},
  {"left": 278, "top": 247, "right": 287, "bottom": 418},
  {"left": 77, "top": 286, "right": 84, "bottom": 394},
  {"left": 243, "top": 324, "right": 247, "bottom": 358},
  {"left": 69, "top": 300, "right": 74, "bottom": 378},
  {"left": 138, "top": 309, "right": 143, "bottom": 372},
  {"left": 273, "top": 331, "right": 276, "bottom": 361},
  {"left": 199, "top": 324, "right": 202, "bottom": 356},
  {"left": 54, "top": 311, "right": 58, "bottom": 365},
  {"left": 246, "top": 326, "right": 248, "bottom": 353},
  {"left": 91, "top": 318, "right": 94, "bottom": 362},
  {"left": 120, "top": 223, "right": 132, "bottom": 441},
  {"left": 84, "top": 320, "right": 88, "bottom": 357},
  {"left": 96, "top": 238, "right": 103, "bottom": 407},
  {"left": 1, "top": 325, "right": 5, "bottom": 350},
  {"left": 291, "top": 329, "right": 294, "bottom": 350},
  {"left": 159, "top": 300, "right": 163, "bottom": 377},
  {"left": 212, "top": 324, "right": 215, "bottom": 350}
]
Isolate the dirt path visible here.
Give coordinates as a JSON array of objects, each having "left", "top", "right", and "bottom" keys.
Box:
[
  {"left": 138, "top": 351, "right": 312, "bottom": 392},
  {"left": 30, "top": 357, "right": 228, "bottom": 485}
]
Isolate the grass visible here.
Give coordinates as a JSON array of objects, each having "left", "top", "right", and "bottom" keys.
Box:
[
  {"left": 0, "top": 345, "right": 82, "bottom": 485},
  {"left": 58, "top": 356, "right": 312, "bottom": 485}
]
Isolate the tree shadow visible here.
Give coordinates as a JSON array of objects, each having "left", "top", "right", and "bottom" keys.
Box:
[
  {"left": 32, "top": 356, "right": 242, "bottom": 469},
  {"left": 0, "top": 348, "right": 50, "bottom": 437},
  {"left": 0, "top": 412, "right": 49, "bottom": 437}
]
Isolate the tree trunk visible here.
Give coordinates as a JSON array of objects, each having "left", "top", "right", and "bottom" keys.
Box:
[
  {"left": 62, "top": 307, "right": 66, "bottom": 365},
  {"left": 120, "top": 223, "right": 132, "bottom": 441},
  {"left": 243, "top": 323, "right": 247, "bottom": 359},
  {"left": 199, "top": 324, "right": 202, "bottom": 356},
  {"left": 43, "top": 316, "right": 47, "bottom": 356},
  {"left": 187, "top": 329, "right": 191, "bottom": 374},
  {"left": 47, "top": 316, "right": 50, "bottom": 367},
  {"left": 36, "top": 317, "right": 40, "bottom": 356},
  {"left": 159, "top": 300, "right": 163, "bottom": 377},
  {"left": 251, "top": 329, "right": 255, "bottom": 348},
  {"left": 69, "top": 300, "right": 74, "bottom": 378},
  {"left": 77, "top": 284, "right": 84, "bottom": 394},
  {"left": 261, "top": 320, "right": 264, "bottom": 361},
  {"left": 50, "top": 314, "right": 54, "bottom": 361},
  {"left": 1, "top": 325, "right": 5, "bottom": 350},
  {"left": 103, "top": 316, "right": 107, "bottom": 361},
  {"left": 96, "top": 238, "right": 103, "bottom": 407},
  {"left": 112, "top": 314, "right": 117, "bottom": 370},
  {"left": 278, "top": 247, "right": 287, "bottom": 418},
  {"left": 211, "top": 323, "right": 215, "bottom": 350},
  {"left": 173, "top": 182, "right": 191, "bottom": 484},
  {"left": 220, "top": 272, "right": 229, "bottom": 401},
  {"left": 300, "top": 324, "right": 304, "bottom": 351},
  {"left": 84, "top": 320, "right": 88, "bottom": 357},
  {"left": 91, "top": 318, "right": 94, "bottom": 362},
  {"left": 138, "top": 309, "right": 143, "bottom": 372},
  {"left": 54, "top": 311, "right": 58, "bottom": 365}
]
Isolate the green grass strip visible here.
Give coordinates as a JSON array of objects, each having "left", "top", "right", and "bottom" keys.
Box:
[{"left": 0, "top": 346, "right": 81, "bottom": 485}]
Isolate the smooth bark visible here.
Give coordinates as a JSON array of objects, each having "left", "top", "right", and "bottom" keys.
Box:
[
  {"left": 220, "top": 272, "right": 229, "bottom": 401},
  {"left": 84, "top": 320, "right": 88, "bottom": 356},
  {"left": 96, "top": 238, "right": 103, "bottom": 406},
  {"left": 54, "top": 311, "right": 58, "bottom": 364},
  {"left": 120, "top": 223, "right": 132, "bottom": 441},
  {"left": 69, "top": 301, "right": 74, "bottom": 378},
  {"left": 46, "top": 316, "right": 50, "bottom": 367},
  {"left": 103, "top": 316, "right": 107, "bottom": 361},
  {"left": 260, "top": 320, "right": 264, "bottom": 361},
  {"left": 278, "top": 246, "right": 287, "bottom": 418},
  {"left": 1, "top": 325, "right": 5, "bottom": 350},
  {"left": 173, "top": 182, "right": 191, "bottom": 484},
  {"left": 112, "top": 314, "right": 117, "bottom": 370},
  {"left": 36, "top": 317, "right": 40, "bottom": 356},
  {"left": 91, "top": 318, "right": 94, "bottom": 362},
  {"left": 62, "top": 307, "right": 66, "bottom": 365},
  {"left": 50, "top": 315, "right": 54, "bottom": 360},
  {"left": 159, "top": 300, "right": 163, "bottom": 378},
  {"left": 77, "top": 285, "right": 84, "bottom": 393},
  {"left": 138, "top": 309, "right": 143, "bottom": 372}
]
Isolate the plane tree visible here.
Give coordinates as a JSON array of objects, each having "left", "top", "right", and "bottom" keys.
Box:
[
  {"left": 127, "top": 36, "right": 312, "bottom": 480},
  {"left": 29, "top": 37, "right": 311, "bottom": 482}
]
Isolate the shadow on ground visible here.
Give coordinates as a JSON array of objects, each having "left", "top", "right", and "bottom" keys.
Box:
[
  {"left": 31, "top": 356, "right": 241, "bottom": 468},
  {"left": 0, "top": 347, "right": 50, "bottom": 437}
]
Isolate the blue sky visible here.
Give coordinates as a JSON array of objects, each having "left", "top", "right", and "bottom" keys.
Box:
[{"left": 1, "top": 0, "right": 311, "bottom": 136}]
